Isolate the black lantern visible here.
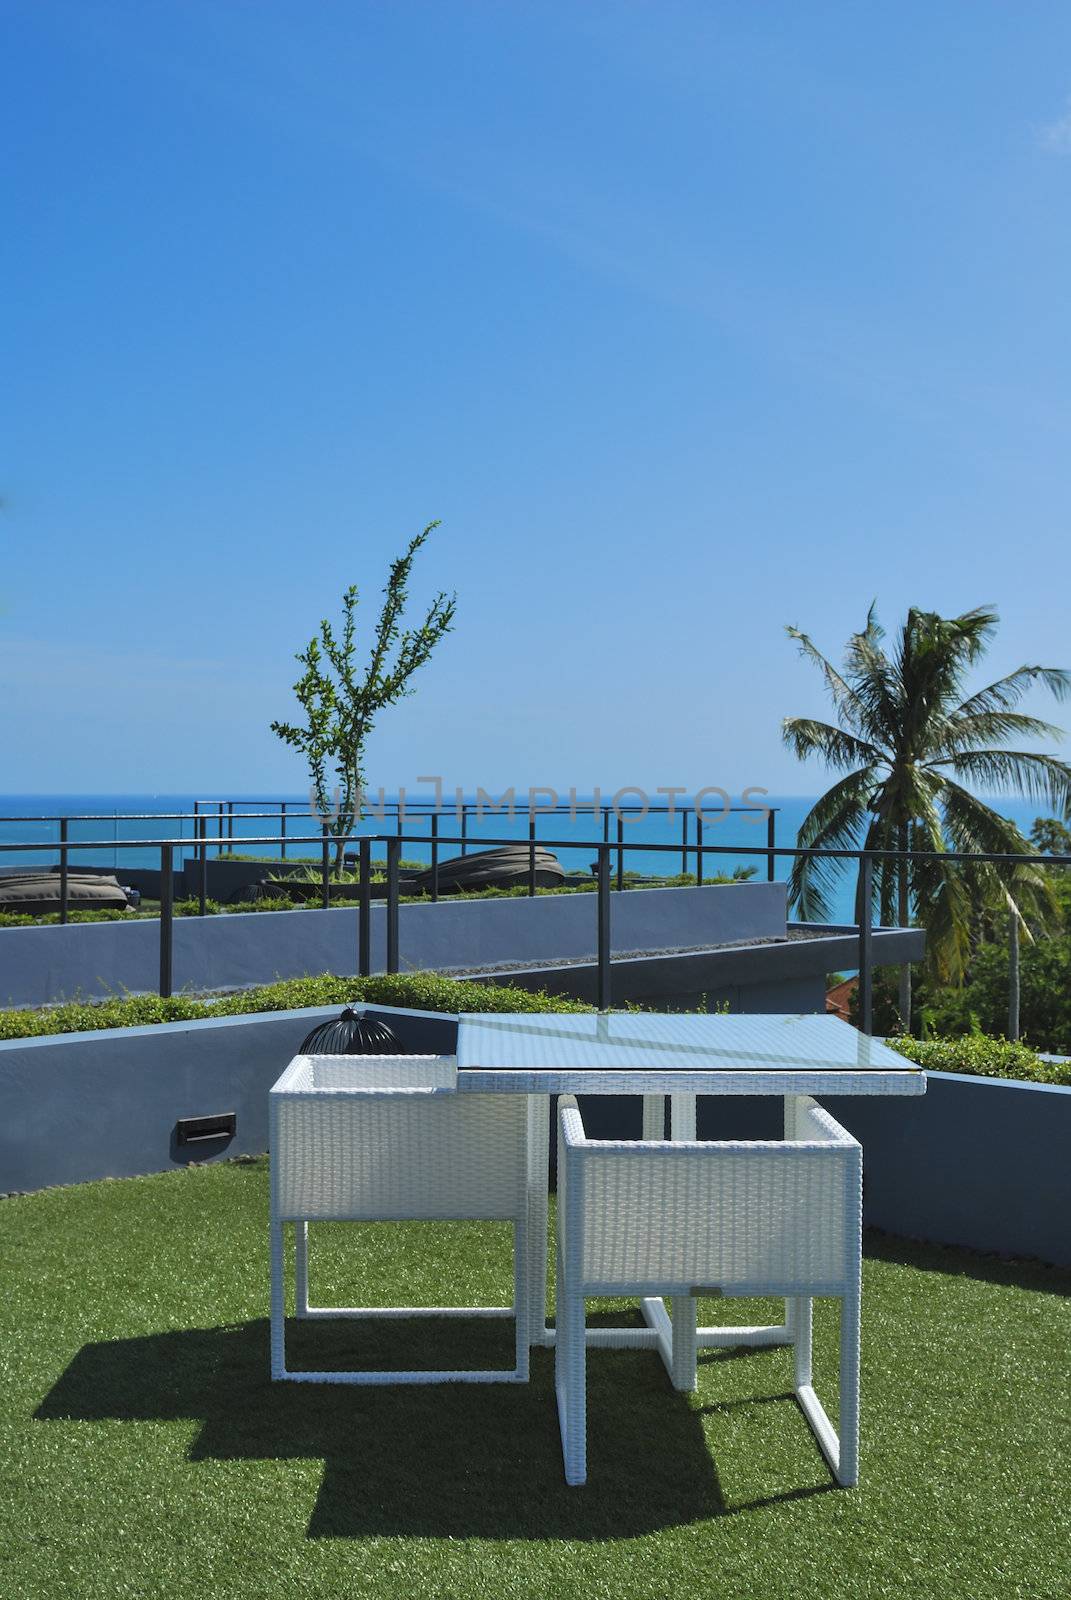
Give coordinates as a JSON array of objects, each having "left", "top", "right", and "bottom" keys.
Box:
[{"left": 298, "top": 1008, "right": 401, "bottom": 1055}]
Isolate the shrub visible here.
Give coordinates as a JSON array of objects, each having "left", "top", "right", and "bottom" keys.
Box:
[
  {"left": 888, "top": 1034, "right": 1070, "bottom": 1087},
  {"left": 0, "top": 907, "right": 133, "bottom": 929},
  {"left": 0, "top": 971, "right": 592, "bottom": 1042}
]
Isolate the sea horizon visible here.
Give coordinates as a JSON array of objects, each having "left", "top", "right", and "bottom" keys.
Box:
[{"left": 0, "top": 790, "right": 1055, "bottom": 929}]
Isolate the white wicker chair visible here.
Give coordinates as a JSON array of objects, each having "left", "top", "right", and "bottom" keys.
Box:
[
  {"left": 270, "top": 1054, "right": 536, "bottom": 1384},
  {"left": 555, "top": 1093, "right": 862, "bottom": 1487}
]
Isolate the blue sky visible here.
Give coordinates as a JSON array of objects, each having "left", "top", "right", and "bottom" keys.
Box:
[{"left": 3, "top": 1, "right": 1071, "bottom": 798}]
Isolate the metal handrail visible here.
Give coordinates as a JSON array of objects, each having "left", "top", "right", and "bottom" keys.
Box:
[
  {"left": 0, "top": 830, "right": 1065, "bottom": 865},
  {"left": 0, "top": 800, "right": 781, "bottom": 873},
  {"left": 2, "top": 825, "right": 1068, "bottom": 1027}
]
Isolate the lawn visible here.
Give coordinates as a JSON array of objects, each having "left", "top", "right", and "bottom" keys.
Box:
[{"left": 1, "top": 1159, "right": 1068, "bottom": 1600}]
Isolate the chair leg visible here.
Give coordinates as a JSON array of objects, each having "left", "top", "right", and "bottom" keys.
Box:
[
  {"left": 837, "top": 1286, "right": 861, "bottom": 1487},
  {"left": 794, "top": 1292, "right": 859, "bottom": 1487},
  {"left": 526, "top": 1094, "right": 551, "bottom": 1345},
  {"left": 295, "top": 1221, "right": 309, "bottom": 1317},
  {"left": 512, "top": 1213, "right": 530, "bottom": 1381},
  {"left": 792, "top": 1295, "right": 813, "bottom": 1388},
  {"left": 670, "top": 1295, "right": 698, "bottom": 1391},
  {"left": 269, "top": 1219, "right": 287, "bottom": 1379},
  {"left": 555, "top": 1248, "right": 587, "bottom": 1486}
]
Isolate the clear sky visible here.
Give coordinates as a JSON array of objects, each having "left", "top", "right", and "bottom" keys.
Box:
[{"left": 3, "top": 1, "right": 1071, "bottom": 799}]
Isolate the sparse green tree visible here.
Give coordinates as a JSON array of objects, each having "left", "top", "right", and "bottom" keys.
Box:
[
  {"left": 1030, "top": 814, "right": 1071, "bottom": 861},
  {"left": 271, "top": 522, "right": 456, "bottom": 870}
]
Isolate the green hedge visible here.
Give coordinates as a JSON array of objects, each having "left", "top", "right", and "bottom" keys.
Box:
[
  {"left": 889, "top": 1034, "right": 1070, "bottom": 1087},
  {"left": 0, "top": 872, "right": 753, "bottom": 926},
  {"left": 4, "top": 978, "right": 1068, "bottom": 1090},
  {"left": 0, "top": 972, "right": 592, "bottom": 1042}
]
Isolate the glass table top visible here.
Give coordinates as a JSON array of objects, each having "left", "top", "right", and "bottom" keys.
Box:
[{"left": 456, "top": 1012, "right": 917, "bottom": 1073}]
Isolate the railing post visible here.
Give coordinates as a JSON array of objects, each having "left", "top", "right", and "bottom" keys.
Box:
[
  {"left": 460, "top": 804, "right": 467, "bottom": 857},
  {"left": 856, "top": 853, "right": 873, "bottom": 1035},
  {"left": 528, "top": 816, "right": 537, "bottom": 898},
  {"left": 597, "top": 843, "right": 611, "bottom": 1011},
  {"left": 430, "top": 812, "right": 439, "bottom": 902},
  {"left": 358, "top": 837, "right": 372, "bottom": 977},
  {"left": 159, "top": 843, "right": 173, "bottom": 999},
  {"left": 767, "top": 809, "right": 776, "bottom": 882},
  {"left": 616, "top": 814, "right": 624, "bottom": 892},
  {"left": 1008, "top": 914, "right": 1020, "bottom": 1042},
  {"left": 280, "top": 802, "right": 287, "bottom": 862},
  {"left": 696, "top": 816, "right": 704, "bottom": 887},
  {"left": 227, "top": 800, "right": 234, "bottom": 849},
  {"left": 386, "top": 836, "right": 400, "bottom": 973},
  {"left": 198, "top": 815, "right": 207, "bottom": 915},
  {"left": 59, "top": 817, "right": 69, "bottom": 924},
  {"left": 321, "top": 825, "right": 330, "bottom": 909},
  {"left": 218, "top": 803, "right": 224, "bottom": 859},
  {"left": 681, "top": 809, "right": 688, "bottom": 874}
]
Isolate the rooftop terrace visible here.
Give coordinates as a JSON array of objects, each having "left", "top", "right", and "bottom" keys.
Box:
[{"left": 3, "top": 1156, "right": 1067, "bottom": 1600}]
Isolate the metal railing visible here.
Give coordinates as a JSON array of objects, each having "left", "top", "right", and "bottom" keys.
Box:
[
  {"left": 0, "top": 800, "right": 779, "bottom": 874},
  {"left": 3, "top": 824, "right": 1067, "bottom": 1029}
]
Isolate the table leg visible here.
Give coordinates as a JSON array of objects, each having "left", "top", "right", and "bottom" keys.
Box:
[
  {"left": 784, "top": 1095, "right": 803, "bottom": 1340},
  {"left": 527, "top": 1093, "right": 552, "bottom": 1346},
  {"left": 667, "top": 1093, "right": 698, "bottom": 1386},
  {"left": 669, "top": 1092, "right": 696, "bottom": 1141},
  {"left": 641, "top": 1093, "right": 665, "bottom": 1139}
]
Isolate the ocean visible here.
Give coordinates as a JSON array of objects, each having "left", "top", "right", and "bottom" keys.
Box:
[{"left": 0, "top": 791, "right": 1051, "bottom": 926}]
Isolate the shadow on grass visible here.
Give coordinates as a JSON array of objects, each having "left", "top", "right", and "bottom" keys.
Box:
[
  {"left": 863, "top": 1228, "right": 1071, "bottom": 1298},
  {"left": 34, "top": 1313, "right": 831, "bottom": 1538}
]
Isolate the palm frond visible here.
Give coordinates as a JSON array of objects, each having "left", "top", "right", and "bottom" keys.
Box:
[
  {"left": 950, "top": 663, "right": 1071, "bottom": 722},
  {"left": 788, "top": 770, "right": 875, "bottom": 922},
  {"left": 897, "top": 610, "right": 998, "bottom": 754},
  {"left": 781, "top": 717, "right": 882, "bottom": 772},
  {"left": 937, "top": 781, "right": 1033, "bottom": 857},
  {"left": 843, "top": 615, "right": 901, "bottom": 744},
  {"left": 938, "top": 780, "right": 1060, "bottom": 939},
  {"left": 897, "top": 784, "right": 973, "bottom": 981},
  {"left": 784, "top": 626, "right": 870, "bottom": 734},
  {"left": 930, "top": 710, "right": 1067, "bottom": 756},
  {"left": 933, "top": 606, "right": 999, "bottom": 664},
  {"left": 939, "top": 749, "right": 1071, "bottom": 810},
  {"left": 868, "top": 766, "right": 944, "bottom": 934}
]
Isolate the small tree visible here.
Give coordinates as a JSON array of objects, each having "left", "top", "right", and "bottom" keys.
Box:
[{"left": 271, "top": 521, "right": 456, "bottom": 870}]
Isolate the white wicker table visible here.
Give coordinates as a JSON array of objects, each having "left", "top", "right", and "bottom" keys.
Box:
[{"left": 455, "top": 1011, "right": 925, "bottom": 1350}]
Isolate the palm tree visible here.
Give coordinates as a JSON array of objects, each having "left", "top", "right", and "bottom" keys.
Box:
[{"left": 782, "top": 606, "right": 1071, "bottom": 1024}]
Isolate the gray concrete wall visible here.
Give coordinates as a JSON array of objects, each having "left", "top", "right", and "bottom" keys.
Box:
[
  {"left": 448, "top": 926, "right": 923, "bottom": 1010},
  {"left": 822, "top": 1072, "right": 1071, "bottom": 1269},
  {"left": 2, "top": 1002, "right": 1067, "bottom": 1266},
  {"left": 0, "top": 881, "right": 787, "bottom": 1009},
  {"left": 495, "top": 961, "right": 828, "bottom": 1014},
  {"left": 0, "top": 1001, "right": 459, "bottom": 1193}
]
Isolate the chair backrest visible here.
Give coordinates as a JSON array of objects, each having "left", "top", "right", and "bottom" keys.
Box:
[
  {"left": 270, "top": 1056, "right": 528, "bottom": 1222},
  {"left": 279, "top": 1054, "right": 459, "bottom": 1092},
  {"left": 558, "top": 1095, "right": 861, "bottom": 1297}
]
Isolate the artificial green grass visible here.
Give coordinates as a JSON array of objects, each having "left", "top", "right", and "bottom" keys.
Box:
[{"left": 1, "top": 1162, "right": 1068, "bottom": 1600}]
